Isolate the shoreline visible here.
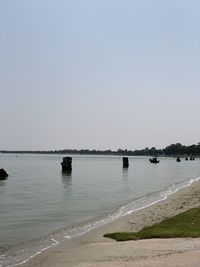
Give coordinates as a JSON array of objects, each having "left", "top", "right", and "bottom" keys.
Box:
[{"left": 20, "top": 178, "right": 200, "bottom": 267}]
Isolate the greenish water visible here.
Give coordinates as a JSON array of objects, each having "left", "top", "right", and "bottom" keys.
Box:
[{"left": 0, "top": 154, "right": 200, "bottom": 266}]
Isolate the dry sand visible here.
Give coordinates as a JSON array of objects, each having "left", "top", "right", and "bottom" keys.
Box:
[{"left": 22, "top": 180, "right": 200, "bottom": 267}]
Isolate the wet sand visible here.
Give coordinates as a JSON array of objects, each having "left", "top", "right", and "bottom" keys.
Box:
[{"left": 22, "top": 180, "right": 200, "bottom": 267}]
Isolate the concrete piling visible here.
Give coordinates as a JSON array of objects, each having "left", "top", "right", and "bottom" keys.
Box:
[
  {"left": 61, "top": 157, "right": 72, "bottom": 172},
  {"left": 123, "top": 157, "right": 129, "bottom": 168}
]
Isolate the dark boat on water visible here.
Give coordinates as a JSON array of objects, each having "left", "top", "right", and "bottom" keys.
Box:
[
  {"left": 176, "top": 157, "right": 181, "bottom": 162},
  {"left": 149, "top": 157, "right": 159, "bottom": 163}
]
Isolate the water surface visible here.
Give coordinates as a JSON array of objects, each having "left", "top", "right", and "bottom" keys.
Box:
[{"left": 0, "top": 154, "right": 200, "bottom": 266}]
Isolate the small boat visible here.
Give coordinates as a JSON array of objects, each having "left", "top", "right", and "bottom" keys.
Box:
[
  {"left": 176, "top": 157, "right": 181, "bottom": 162},
  {"left": 149, "top": 157, "right": 159, "bottom": 163},
  {"left": 185, "top": 157, "right": 188, "bottom": 161}
]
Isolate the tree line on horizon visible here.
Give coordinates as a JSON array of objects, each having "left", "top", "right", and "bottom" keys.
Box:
[{"left": 1, "top": 143, "right": 200, "bottom": 156}]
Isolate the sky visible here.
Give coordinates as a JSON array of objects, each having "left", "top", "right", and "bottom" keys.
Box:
[{"left": 0, "top": 0, "right": 200, "bottom": 151}]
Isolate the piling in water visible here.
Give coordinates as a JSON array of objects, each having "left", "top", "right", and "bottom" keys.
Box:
[
  {"left": 0, "top": 169, "right": 9, "bottom": 180},
  {"left": 123, "top": 157, "right": 129, "bottom": 168},
  {"left": 61, "top": 157, "right": 72, "bottom": 172}
]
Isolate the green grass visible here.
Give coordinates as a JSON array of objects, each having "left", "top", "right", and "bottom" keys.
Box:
[{"left": 104, "top": 208, "right": 200, "bottom": 241}]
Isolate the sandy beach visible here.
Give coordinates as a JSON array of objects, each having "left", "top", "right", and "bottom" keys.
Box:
[{"left": 22, "top": 180, "right": 200, "bottom": 267}]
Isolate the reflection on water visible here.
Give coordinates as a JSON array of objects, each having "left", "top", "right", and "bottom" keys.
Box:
[
  {"left": 0, "top": 181, "right": 7, "bottom": 199},
  {"left": 0, "top": 153, "right": 200, "bottom": 267},
  {"left": 122, "top": 167, "right": 129, "bottom": 178},
  {"left": 61, "top": 171, "right": 72, "bottom": 188},
  {"left": 0, "top": 180, "right": 7, "bottom": 188}
]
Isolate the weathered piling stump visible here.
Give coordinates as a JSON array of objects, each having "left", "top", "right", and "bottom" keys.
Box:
[
  {"left": 123, "top": 157, "right": 129, "bottom": 168},
  {"left": 61, "top": 157, "right": 72, "bottom": 172},
  {"left": 0, "top": 169, "right": 9, "bottom": 180}
]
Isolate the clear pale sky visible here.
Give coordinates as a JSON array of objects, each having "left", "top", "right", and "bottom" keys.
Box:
[{"left": 0, "top": 0, "right": 199, "bottom": 150}]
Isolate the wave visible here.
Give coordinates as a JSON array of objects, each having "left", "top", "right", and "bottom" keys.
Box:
[{"left": 1, "top": 176, "right": 200, "bottom": 267}]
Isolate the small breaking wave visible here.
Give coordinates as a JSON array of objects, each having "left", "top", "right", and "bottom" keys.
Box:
[{"left": 1, "top": 176, "right": 200, "bottom": 267}]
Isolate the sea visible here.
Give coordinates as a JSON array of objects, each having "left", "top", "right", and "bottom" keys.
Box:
[{"left": 0, "top": 153, "right": 200, "bottom": 267}]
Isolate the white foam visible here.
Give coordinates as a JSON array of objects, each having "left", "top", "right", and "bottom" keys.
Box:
[
  {"left": 59, "top": 176, "right": 200, "bottom": 239},
  {"left": 64, "top": 236, "right": 71, "bottom": 239},
  {"left": 125, "top": 196, "right": 167, "bottom": 215},
  {"left": 10, "top": 238, "right": 59, "bottom": 267},
  {"left": 11, "top": 246, "right": 52, "bottom": 266},
  {"left": 6, "top": 176, "right": 200, "bottom": 267},
  {"left": 51, "top": 238, "right": 59, "bottom": 245},
  {"left": 125, "top": 177, "right": 200, "bottom": 216}
]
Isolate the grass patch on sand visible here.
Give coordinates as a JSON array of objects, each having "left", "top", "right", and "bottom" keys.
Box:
[{"left": 104, "top": 208, "right": 200, "bottom": 241}]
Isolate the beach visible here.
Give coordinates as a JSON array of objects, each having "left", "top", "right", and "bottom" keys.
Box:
[{"left": 21, "top": 179, "right": 200, "bottom": 267}]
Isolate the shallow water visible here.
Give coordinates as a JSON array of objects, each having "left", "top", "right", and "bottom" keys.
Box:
[{"left": 0, "top": 154, "right": 200, "bottom": 266}]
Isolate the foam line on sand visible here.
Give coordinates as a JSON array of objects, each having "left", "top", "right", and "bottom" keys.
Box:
[{"left": 20, "top": 179, "right": 200, "bottom": 267}]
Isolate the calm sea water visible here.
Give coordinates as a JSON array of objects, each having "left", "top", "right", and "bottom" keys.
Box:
[{"left": 0, "top": 153, "right": 200, "bottom": 266}]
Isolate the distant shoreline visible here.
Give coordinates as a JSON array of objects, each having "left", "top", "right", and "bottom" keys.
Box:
[
  {"left": 1, "top": 151, "right": 199, "bottom": 158},
  {"left": 0, "top": 142, "right": 200, "bottom": 157}
]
